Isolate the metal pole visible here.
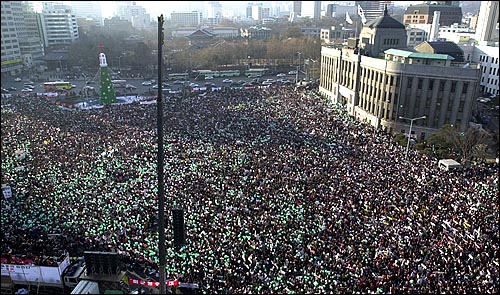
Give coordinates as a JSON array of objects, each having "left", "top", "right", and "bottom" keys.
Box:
[
  {"left": 405, "top": 119, "right": 414, "bottom": 159},
  {"left": 157, "top": 14, "right": 166, "bottom": 295}
]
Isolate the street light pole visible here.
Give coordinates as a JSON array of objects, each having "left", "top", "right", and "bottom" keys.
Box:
[
  {"left": 295, "top": 52, "right": 302, "bottom": 84},
  {"left": 399, "top": 115, "right": 426, "bottom": 159},
  {"left": 59, "top": 56, "right": 63, "bottom": 75}
]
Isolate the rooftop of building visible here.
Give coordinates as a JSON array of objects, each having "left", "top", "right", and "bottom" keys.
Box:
[
  {"left": 366, "top": 7, "right": 405, "bottom": 29},
  {"left": 385, "top": 48, "right": 455, "bottom": 60}
]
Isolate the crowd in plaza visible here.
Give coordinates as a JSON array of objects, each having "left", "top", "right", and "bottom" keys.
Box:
[{"left": 1, "top": 86, "right": 498, "bottom": 294}]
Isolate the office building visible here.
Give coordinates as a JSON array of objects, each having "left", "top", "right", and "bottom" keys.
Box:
[
  {"left": 1, "top": 1, "right": 23, "bottom": 75},
  {"left": 71, "top": 1, "right": 102, "bottom": 24},
  {"left": 40, "top": 2, "right": 79, "bottom": 48},
  {"left": 474, "top": 1, "right": 499, "bottom": 43},
  {"left": 473, "top": 45, "right": 499, "bottom": 96},
  {"left": 356, "top": 1, "right": 394, "bottom": 22},
  {"left": 301, "top": 1, "right": 321, "bottom": 22},
  {"left": 171, "top": 11, "right": 203, "bottom": 27},
  {"left": 293, "top": 1, "right": 302, "bottom": 16},
  {"left": 404, "top": 3, "right": 462, "bottom": 26}
]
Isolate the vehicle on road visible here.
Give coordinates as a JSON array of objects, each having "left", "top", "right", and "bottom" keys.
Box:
[
  {"left": 125, "top": 84, "right": 137, "bottom": 90},
  {"left": 222, "top": 79, "right": 233, "bottom": 83},
  {"left": 288, "top": 70, "right": 297, "bottom": 75},
  {"left": 22, "top": 88, "right": 33, "bottom": 92},
  {"left": 43, "top": 81, "right": 72, "bottom": 91},
  {"left": 8, "top": 86, "right": 17, "bottom": 91},
  {"left": 15, "top": 77, "right": 22, "bottom": 82},
  {"left": 276, "top": 73, "right": 287, "bottom": 77},
  {"left": 141, "top": 81, "right": 153, "bottom": 86}
]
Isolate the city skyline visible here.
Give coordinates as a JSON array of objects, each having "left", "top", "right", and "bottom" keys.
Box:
[{"left": 31, "top": 1, "right": 426, "bottom": 19}]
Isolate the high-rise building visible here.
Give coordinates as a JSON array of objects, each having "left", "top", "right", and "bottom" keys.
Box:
[
  {"left": 474, "top": 1, "right": 499, "bottom": 43},
  {"left": 71, "top": 1, "right": 102, "bottom": 23},
  {"left": 472, "top": 45, "right": 499, "bottom": 96},
  {"left": 251, "top": 4, "right": 263, "bottom": 21},
  {"left": 1, "top": 1, "right": 23, "bottom": 75},
  {"left": 301, "top": 1, "right": 321, "bottom": 21},
  {"left": 293, "top": 1, "right": 302, "bottom": 16},
  {"left": 206, "top": 2, "right": 222, "bottom": 19},
  {"left": 114, "top": 2, "right": 150, "bottom": 29},
  {"left": 356, "top": 1, "right": 393, "bottom": 22},
  {"left": 40, "top": 2, "right": 79, "bottom": 48},
  {"left": 20, "top": 2, "right": 45, "bottom": 69}
]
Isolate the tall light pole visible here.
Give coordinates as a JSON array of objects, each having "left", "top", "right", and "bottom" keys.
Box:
[
  {"left": 295, "top": 51, "right": 302, "bottom": 84},
  {"left": 399, "top": 115, "right": 426, "bottom": 159},
  {"left": 59, "top": 56, "right": 63, "bottom": 74},
  {"left": 117, "top": 56, "right": 123, "bottom": 74}
]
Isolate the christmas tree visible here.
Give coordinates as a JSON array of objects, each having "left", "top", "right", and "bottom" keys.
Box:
[{"left": 98, "top": 45, "right": 116, "bottom": 105}]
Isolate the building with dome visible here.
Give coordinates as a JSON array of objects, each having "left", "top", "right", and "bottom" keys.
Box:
[
  {"left": 359, "top": 7, "right": 407, "bottom": 58},
  {"left": 319, "top": 8, "right": 481, "bottom": 139}
]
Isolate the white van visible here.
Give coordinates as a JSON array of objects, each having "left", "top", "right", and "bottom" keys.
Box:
[{"left": 438, "top": 159, "right": 461, "bottom": 171}]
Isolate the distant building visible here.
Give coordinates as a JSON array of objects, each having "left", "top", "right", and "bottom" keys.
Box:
[
  {"left": 473, "top": 44, "right": 499, "bottom": 96},
  {"left": 187, "top": 29, "right": 216, "bottom": 48},
  {"left": 301, "top": 1, "right": 321, "bottom": 22},
  {"left": 40, "top": 2, "right": 79, "bottom": 48},
  {"left": 71, "top": 1, "right": 102, "bottom": 25},
  {"left": 171, "top": 11, "right": 203, "bottom": 27},
  {"left": 320, "top": 26, "right": 355, "bottom": 44},
  {"left": 474, "top": 1, "right": 499, "bottom": 43},
  {"left": 301, "top": 27, "right": 322, "bottom": 38},
  {"left": 114, "top": 2, "right": 150, "bottom": 29},
  {"left": 103, "top": 17, "right": 133, "bottom": 32},
  {"left": 293, "top": 1, "right": 302, "bottom": 16},
  {"left": 356, "top": 1, "right": 394, "bottom": 22},
  {"left": 404, "top": 3, "right": 462, "bottom": 26},
  {"left": 240, "top": 26, "right": 271, "bottom": 39}
]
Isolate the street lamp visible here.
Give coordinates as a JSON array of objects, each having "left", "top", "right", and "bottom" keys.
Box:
[
  {"left": 296, "top": 51, "right": 302, "bottom": 84},
  {"left": 399, "top": 115, "right": 426, "bottom": 159},
  {"left": 58, "top": 56, "right": 63, "bottom": 74}
]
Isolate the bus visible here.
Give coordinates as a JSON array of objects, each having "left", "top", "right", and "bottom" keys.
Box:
[
  {"left": 168, "top": 73, "right": 189, "bottom": 81},
  {"left": 193, "top": 70, "right": 240, "bottom": 79},
  {"left": 111, "top": 80, "right": 127, "bottom": 88},
  {"left": 245, "top": 68, "right": 268, "bottom": 77},
  {"left": 43, "top": 81, "right": 72, "bottom": 91}
]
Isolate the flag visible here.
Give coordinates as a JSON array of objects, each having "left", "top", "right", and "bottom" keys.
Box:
[
  {"left": 358, "top": 4, "right": 367, "bottom": 24},
  {"left": 346, "top": 12, "right": 353, "bottom": 24}
]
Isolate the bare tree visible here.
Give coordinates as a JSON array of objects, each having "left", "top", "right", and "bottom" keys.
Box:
[{"left": 441, "top": 125, "right": 491, "bottom": 164}]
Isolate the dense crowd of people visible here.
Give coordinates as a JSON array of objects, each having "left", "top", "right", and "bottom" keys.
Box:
[{"left": 1, "top": 86, "right": 498, "bottom": 294}]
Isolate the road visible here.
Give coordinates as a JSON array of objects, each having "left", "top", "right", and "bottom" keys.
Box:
[{"left": 1, "top": 72, "right": 307, "bottom": 97}]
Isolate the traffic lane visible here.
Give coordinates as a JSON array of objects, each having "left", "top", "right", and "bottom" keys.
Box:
[{"left": 2, "top": 73, "right": 304, "bottom": 95}]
